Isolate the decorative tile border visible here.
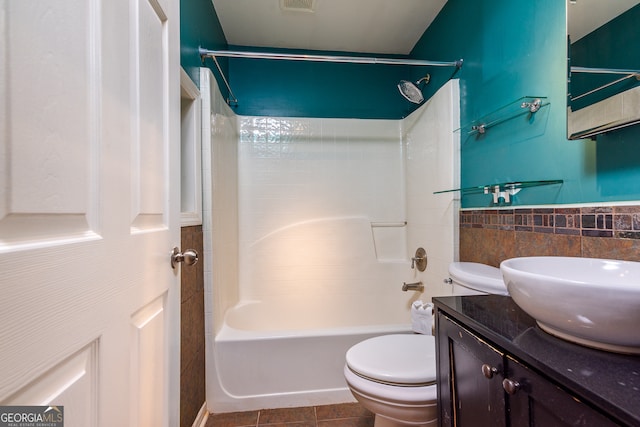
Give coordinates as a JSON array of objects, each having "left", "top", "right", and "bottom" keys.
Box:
[{"left": 460, "top": 205, "right": 640, "bottom": 239}]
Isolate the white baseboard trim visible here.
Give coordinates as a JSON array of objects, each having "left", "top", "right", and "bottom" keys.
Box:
[{"left": 193, "top": 402, "right": 208, "bottom": 427}]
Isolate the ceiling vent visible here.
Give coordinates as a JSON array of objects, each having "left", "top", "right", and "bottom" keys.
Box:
[{"left": 280, "top": 0, "right": 315, "bottom": 13}]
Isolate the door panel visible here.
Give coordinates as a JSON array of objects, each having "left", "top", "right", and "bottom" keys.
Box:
[
  {"left": 131, "top": 0, "right": 168, "bottom": 231},
  {"left": 0, "top": 0, "right": 98, "bottom": 247},
  {"left": 0, "top": 0, "right": 180, "bottom": 426},
  {"left": 3, "top": 342, "right": 98, "bottom": 427},
  {"left": 131, "top": 295, "right": 167, "bottom": 427}
]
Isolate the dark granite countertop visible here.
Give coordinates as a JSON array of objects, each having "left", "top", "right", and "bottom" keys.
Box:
[{"left": 433, "top": 295, "right": 640, "bottom": 426}]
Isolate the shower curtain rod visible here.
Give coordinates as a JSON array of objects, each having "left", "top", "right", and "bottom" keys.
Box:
[
  {"left": 570, "top": 66, "right": 640, "bottom": 102},
  {"left": 199, "top": 48, "right": 464, "bottom": 68},
  {"left": 571, "top": 66, "right": 640, "bottom": 75},
  {"left": 199, "top": 47, "right": 463, "bottom": 106}
]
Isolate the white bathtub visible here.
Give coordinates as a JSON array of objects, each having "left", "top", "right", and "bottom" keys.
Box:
[{"left": 209, "top": 299, "right": 413, "bottom": 413}]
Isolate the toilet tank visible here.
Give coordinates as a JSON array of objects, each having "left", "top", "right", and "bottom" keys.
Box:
[{"left": 448, "top": 262, "right": 509, "bottom": 296}]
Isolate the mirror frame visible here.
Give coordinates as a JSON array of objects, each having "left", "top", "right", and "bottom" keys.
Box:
[{"left": 566, "top": 1, "right": 640, "bottom": 140}]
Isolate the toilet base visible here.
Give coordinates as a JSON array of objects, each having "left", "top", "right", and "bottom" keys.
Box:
[
  {"left": 374, "top": 414, "right": 437, "bottom": 427},
  {"left": 345, "top": 365, "right": 437, "bottom": 427}
]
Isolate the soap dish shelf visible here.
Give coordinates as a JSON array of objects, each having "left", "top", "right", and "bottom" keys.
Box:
[
  {"left": 456, "top": 96, "right": 550, "bottom": 136},
  {"left": 434, "top": 179, "right": 563, "bottom": 204}
]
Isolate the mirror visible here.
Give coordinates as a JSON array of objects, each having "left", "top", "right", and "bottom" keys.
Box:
[{"left": 567, "top": 0, "right": 640, "bottom": 139}]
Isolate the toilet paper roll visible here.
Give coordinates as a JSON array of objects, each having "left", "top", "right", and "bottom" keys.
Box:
[{"left": 411, "top": 300, "right": 433, "bottom": 335}]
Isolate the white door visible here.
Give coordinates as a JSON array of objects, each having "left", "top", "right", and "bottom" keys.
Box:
[{"left": 0, "top": 0, "right": 181, "bottom": 426}]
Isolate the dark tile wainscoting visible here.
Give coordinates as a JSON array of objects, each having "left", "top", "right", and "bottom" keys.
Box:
[
  {"left": 460, "top": 205, "right": 640, "bottom": 267},
  {"left": 181, "top": 225, "right": 206, "bottom": 427}
]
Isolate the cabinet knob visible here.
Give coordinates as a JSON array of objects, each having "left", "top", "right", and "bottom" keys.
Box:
[
  {"left": 502, "top": 378, "right": 521, "bottom": 395},
  {"left": 481, "top": 364, "right": 498, "bottom": 379}
]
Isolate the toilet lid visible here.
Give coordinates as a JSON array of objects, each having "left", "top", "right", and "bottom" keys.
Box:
[{"left": 346, "top": 334, "right": 437, "bottom": 386}]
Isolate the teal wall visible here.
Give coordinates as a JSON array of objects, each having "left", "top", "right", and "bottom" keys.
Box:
[
  {"left": 411, "top": 0, "right": 640, "bottom": 207},
  {"left": 180, "top": 0, "right": 228, "bottom": 90},
  {"left": 227, "top": 47, "right": 414, "bottom": 119},
  {"left": 180, "top": 0, "right": 640, "bottom": 207}
]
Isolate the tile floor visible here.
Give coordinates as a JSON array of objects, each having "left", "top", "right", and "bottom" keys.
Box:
[{"left": 205, "top": 402, "right": 374, "bottom": 427}]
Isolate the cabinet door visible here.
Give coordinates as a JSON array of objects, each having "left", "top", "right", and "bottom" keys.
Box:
[
  {"left": 437, "top": 313, "right": 507, "bottom": 427},
  {"left": 506, "top": 356, "right": 619, "bottom": 426}
]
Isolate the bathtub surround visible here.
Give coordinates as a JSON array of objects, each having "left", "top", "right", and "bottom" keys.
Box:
[
  {"left": 232, "top": 84, "right": 459, "bottom": 310},
  {"left": 459, "top": 204, "right": 640, "bottom": 267},
  {"left": 200, "top": 68, "right": 240, "bottom": 413},
  {"left": 236, "top": 118, "right": 408, "bottom": 308},
  {"left": 201, "top": 70, "right": 459, "bottom": 412},
  {"left": 200, "top": 69, "right": 240, "bottom": 340},
  {"left": 404, "top": 80, "right": 460, "bottom": 292}
]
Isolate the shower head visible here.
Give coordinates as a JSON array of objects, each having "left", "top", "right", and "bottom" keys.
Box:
[{"left": 397, "top": 74, "right": 430, "bottom": 104}]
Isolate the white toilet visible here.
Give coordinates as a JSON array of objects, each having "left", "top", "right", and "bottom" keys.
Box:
[
  {"left": 344, "top": 262, "right": 508, "bottom": 427},
  {"left": 448, "top": 261, "right": 509, "bottom": 296},
  {"left": 344, "top": 334, "right": 438, "bottom": 426}
]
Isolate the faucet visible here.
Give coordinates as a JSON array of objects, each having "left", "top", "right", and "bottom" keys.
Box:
[{"left": 402, "top": 281, "right": 424, "bottom": 292}]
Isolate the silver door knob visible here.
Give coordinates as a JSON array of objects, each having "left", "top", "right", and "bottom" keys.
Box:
[{"left": 171, "top": 247, "right": 199, "bottom": 269}]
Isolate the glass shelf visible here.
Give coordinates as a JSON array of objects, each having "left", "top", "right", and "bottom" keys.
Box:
[
  {"left": 455, "top": 96, "right": 550, "bottom": 135},
  {"left": 434, "top": 179, "right": 563, "bottom": 204},
  {"left": 434, "top": 179, "right": 563, "bottom": 195}
]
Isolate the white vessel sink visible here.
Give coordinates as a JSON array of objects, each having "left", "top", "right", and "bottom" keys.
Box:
[{"left": 500, "top": 256, "right": 640, "bottom": 354}]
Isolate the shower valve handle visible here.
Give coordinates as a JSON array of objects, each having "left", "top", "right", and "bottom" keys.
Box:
[{"left": 411, "top": 248, "right": 427, "bottom": 272}]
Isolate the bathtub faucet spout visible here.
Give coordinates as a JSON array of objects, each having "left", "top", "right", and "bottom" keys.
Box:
[{"left": 402, "top": 281, "right": 424, "bottom": 292}]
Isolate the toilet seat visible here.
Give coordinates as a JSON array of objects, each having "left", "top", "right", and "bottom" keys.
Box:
[{"left": 345, "top": 334, "right": 436, "bottom": 386}]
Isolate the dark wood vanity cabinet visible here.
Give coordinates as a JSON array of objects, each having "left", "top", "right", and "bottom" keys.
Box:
[
  {"left": 436, "top": 311, "right": 619, "bottom": 427},
  {"left": 506, "top": 355, "right": 614, "bottom": 426},
  {"left": 437, "top": 312, "right": 505, "bottom": 426}
]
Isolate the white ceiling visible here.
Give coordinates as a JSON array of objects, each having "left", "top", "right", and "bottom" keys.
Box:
[
  {"left": 211, "top": 0, "right": 639, "bottom": 56},
  {"left": 568, "top": 0, "right": 639, "bottom": 41},
  {"left": 211, "top": 0, "right": 448, "bottom": 55}
]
